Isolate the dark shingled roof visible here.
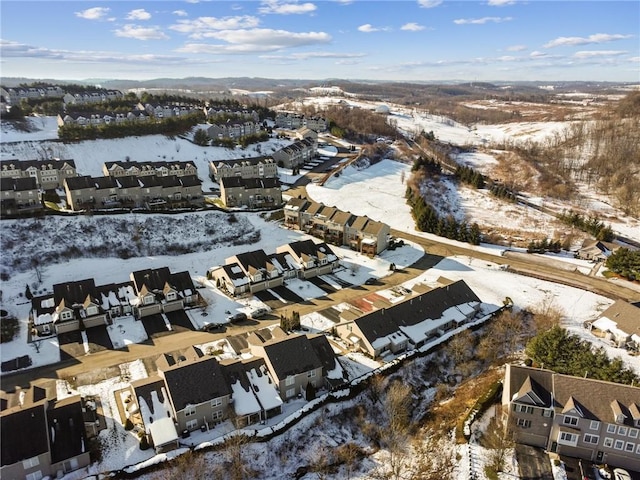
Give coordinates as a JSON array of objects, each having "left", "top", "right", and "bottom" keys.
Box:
[
  {"left": 132, "top": 377, "right": 167, "bottom": 417},
  {"left": 221, "top": 176, "right": 280, "bottom": 189},
  {"left": 53, "top": 278, "right": 99, "bottom": 307},
  {"left": 505, "top": 365, "right": 555, "bottom": 409},
  {"left": 262, "top": 334, "right": 322, "bottom": 379},
  {"left": 47, "top": 396, "right": 87, "bottom": 464},
  {"left": 0, "top": 176, "right": 38, "bottom": 191},
  {"left": 179, "top": 174, "right": 202, "bottom": 187},
  {"left": 1, "top": 403, "right": 49, "bottom": 467},
  {"left": 161, "top": 356, "right": 231, "bottom": 411},
  {"left": 65, "top": 175, "right": 96, "bottom": 191}
]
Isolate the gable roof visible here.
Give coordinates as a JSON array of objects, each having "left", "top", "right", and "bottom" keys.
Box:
[
  {"left": 220, "top": 176, "right": 280, "bottom": 189},
  {"left": 47, "top": 396, "right": 87, "bottom": 464},
  {"left": 1, "top": 403, "right": 49, "bottom": 466},
  {"left": 160, "top": 356, "right": 231, "bottom": 411},
  {"left": 262, "top": 334, "right": 322, "bottom": 379},
  {"left": 53, "top": 278, "right": 99, "bottom": 308},
  {"left": 597, "top": 301, "right": 640, "bottom": 337},
  {"left": 505, "top": 364, "right": 554, "bottom": 408}
]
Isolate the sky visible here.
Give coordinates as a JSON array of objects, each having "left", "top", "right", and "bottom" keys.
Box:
[{"left": 0, "top": 0, "right": 639, "bottom": 83}]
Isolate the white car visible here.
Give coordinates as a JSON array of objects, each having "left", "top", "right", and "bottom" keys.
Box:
[{"left": 613, "top": 468, "right": 632, "bottom": 480}]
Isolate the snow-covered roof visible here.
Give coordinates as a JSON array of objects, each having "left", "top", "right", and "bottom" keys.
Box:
[
  {"left": 248, "top": 365, "right": 283, "bottom": 411},
  {"left": 34, "top": 313, "right": 53, "bottom": 326},
  {"left": 230, "top": 380, "right": 261, "bottom": 416}
]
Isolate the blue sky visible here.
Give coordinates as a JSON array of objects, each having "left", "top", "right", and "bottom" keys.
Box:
[{"left": 1, "top": 0, "right": 638, "bottom": 82}]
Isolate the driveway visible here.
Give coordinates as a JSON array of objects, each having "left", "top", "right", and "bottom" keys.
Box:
[
  {"left": 85, "top": 325, "right": 114, "bottom": 353},
  {"left": 271, "top": 285, "right": 306, "bottom": 304},
  {"left": 516, "top": 444, "right": 554, "bottom": 480},
  {"left": 254, "top": 290, "right": 287, "bottom": 310},
  {"left": 307, "top": 276, "right": 338, "bottom": 294},
  {"left": 58, "top": 330, "right": 85, "bottom": 360},
  {"left": 164, "top": 310, "right": 196, "bottom": 332},
  {"left": 140, "top": 314, "right": 171, "bottom": 337}
]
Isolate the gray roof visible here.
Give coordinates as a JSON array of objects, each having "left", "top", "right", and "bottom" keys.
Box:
[
  {"left": 46, "top": 396, "right": 87, "bottom": 464},
  {"left": 221, "top": 176, "right": 280, "bottom": 189},
  {"left": 262, "top": 334, "right": 322, "bottom": 379},
  {"left": 161, "top": 356, "right": 231, "bottom": 411},
  {"left": 598, "top": 301, "right": 640, "bottom": 337}
]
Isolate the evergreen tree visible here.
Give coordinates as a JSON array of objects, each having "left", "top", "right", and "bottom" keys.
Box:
[{"left": 25, "top": 284, "right": 33, "bottom": 300}]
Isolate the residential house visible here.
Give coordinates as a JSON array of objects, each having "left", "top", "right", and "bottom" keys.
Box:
[
  {"left": 103, "top": 160, "right": 198, "bottom": 179},
  {"left": 275, "top": 239, "right": 340, "bottom": 279},
  {"left": 308, "top": 334, "right": 348, "bottom": 389},
  {"left": 30, "top": 294, "right": 57, "bottom": 337},
  {"left": 295, "top": 127, "right": 318, "bottom": 143},
  {"left": 249, "top": 333, "right": 324, "bottom": 400},
  {"left": 130, "top": 267, "right": 197, "bottom": 318},
  {"left": 158, "top": 352, "right": 232, "bottom": 433},
  {"left": 131, "top": 377, "right": 179, "bottom": 453},
  {"left": 587, "top": 301, "right": 640, "bottom": 350},
  {"left": 577, "top": 240, "right": 621, "bottom": 262},
  {"left": 274, "top": 113, "right": 304, "bottom": 130},
  {"left": 502, "top": 364, "right": 640, "bottom": 472},
  {"left": 62, "top": 90, "right": 123, "bottom": 105},
  {"left": 225, "top": 250, "right": 284, "bottom": 293},
  {"left": 96, "top": 282, "right": 137, "bottom": 320},
  {"left": 1, "top": 85, "right": 64, "bottom": 104},
  {"left": 220, "top": 357, "right": 283, "bottom": 427},
  {"left": 64, "top": 173, "right": 202, "bottom": 211},
  {"left": 219, "top": 176, "right": 282, "bottom": 209},
  {"left": 304, "top": 116, "right": 328, "bottom": 132},
  {"left": 335, "top": 280, "right": 482, "bottom": 358},
  {"left": 207, "top": 121, "right": 261, "bottom": 140},
  {"left": 203, "top": 107, "right": 259, "bottom": 122},
  {"left": 51, "top": 279, "right": 109, "bottom": 334},
  {"left": 0, "top": 177, "right": 42, "bottom": 217},
  {"left": 0, "top": 387, "right": 90, "bottom": 480},
  {"left": 272, "top": 138, "right": 316, "bottom": 169},
  {"left": 0, "top": 158, "right": 77, "bottom": 190},
  {"left": 284, "top": 198, "right": 390, "bottom": 255},
  {"left": 208, "top": 156, "right": 277, "bottom": 182}
]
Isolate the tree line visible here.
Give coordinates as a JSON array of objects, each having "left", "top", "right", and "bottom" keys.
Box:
[
  {"left": 605, "top": 248, "right": 640, "bottom": 281},
  {"left": 525, "top": 325, "right": 638, "bottom": 385},
  {"left": 557, "top": 210, "right": 614, "bottom": 242}
]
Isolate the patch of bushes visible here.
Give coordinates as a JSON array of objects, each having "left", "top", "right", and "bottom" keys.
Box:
[{"left": 0, "top": 316, "right": 20, "bottom": 343}]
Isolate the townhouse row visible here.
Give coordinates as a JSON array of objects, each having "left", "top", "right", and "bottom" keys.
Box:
[
  {"left": 208, "top": 239, "right": 339, "bottom": 296},
  {"left": 284, "top": 198, "right": 391, "bottom": 256},
  {"left": 31, "top": 267, "right": 198, "bottom": 336},
  {"left": 503, "top": 364, "right": 640, "bottom": 472}
]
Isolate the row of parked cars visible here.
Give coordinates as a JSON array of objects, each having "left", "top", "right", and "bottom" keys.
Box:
[{"left": 201, "top": 307, "right": 270, "bottom": 332}]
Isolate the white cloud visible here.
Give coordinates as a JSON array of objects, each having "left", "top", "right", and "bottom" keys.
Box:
[
  {"left": 488, "top": 0, "right": 515, "bottom": 5},
  {"left": 417, "top": 0, "right": 442, "bottom": 8},
  {"left": 114, "top": 25, "right": 170, "bottom": 41},
  {"left": 173, "top": 10, "right": 188, "bottom": 17},
  {"left": 529, "top": 50, "right": 548, "bottom": 58},
  {"left": 454, "top": 16, "right": 512, "bottom": 25},
  {"left": 358, "top": 24, "right": 390, "bottom": 33},
  {"left": 126, "top": 9, "right": 151, "bottom": 21},
  {"left": 75, "top": 7, "right": 111, "bottom": 21},
  {"left": 170, "top": 16, "right": 261, "bottom": 37},
  {"left": 573, "top": 50, "right": 627, "bottom": 59},
  {"left": 176, "top": 28, "right": 331, "bottom": 54},
  {"left": 544, "top": 33, "right": 634, "bottom": 48},
  {"left": 259, "top": 1, "right": 317, "bottom": 14},
  {"left": 0, "top": 40, "right": 184, "bottom": 64},
  {"left": 507, "top": 45, "right": 527, "bottom": 52},
  {"left": 401, "top": 23, "right": 425, "bottom": 32},
  {"left": 261, "top": 51, "right": 365, "bottom": 60}
]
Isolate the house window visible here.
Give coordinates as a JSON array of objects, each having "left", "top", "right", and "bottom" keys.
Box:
[
  {"left": 307, "top": 370, "right": 316, "bottom": 378},
  {"left": 212, "top": 410, "right": 223, "bottom": 422},
  {"left": 607, "top": 424, "right": 617, "bottom": 433},
  {"left": 516, "top": 418, "right": 531, "bottom": 428},
  {"left": 583, "top": 434, "right": 599, "bottom": 445},
  {"left": 285, "top": 376, "right": 295, "bottom": 386},
  {"left": 286, "top": 388, "right": 296, "bottom": 398},
  {"left": 166, "top": 292, "right": 177, "bottom": 301},
  {"left": 614, "top": 440, "right": 624, "bottom": 450},
  {"left": 629, "top": 429, "right": 638, "bottom": 439},
  {"left": 211, "top": 398, "right": 222, "bottom": 408},
  {"left": 559, "top": 432, "right": 578, "bottom": 446},
  {"left": 26, "top": 472, "right": 43, "bottom": 480},
  {"left": 625, "top": 442, "right": 635, "bottom": 452},
  {"left": 618, "top": 426, "right": 628, "bottom": 436},
  {"left": 23, "top": 457, "right": 40, "bottom": 469},
  {"left": 143, "top": 295, "right": 154, "bottom": 305},
  {"left": 590, "top": 420, "right": 600, "bottom": 430},
  {"left": 184, "top": 406, "right": 196, "bottom": 417},
  {"left": 186, "top": 419, "right": 198, "bottom": 430},
  {"left": 514, "top": 404, "right": 534, "bottom": 414},
  {"left": 636, "top": 444, "right": 640, "bottom": 454},
  {"left": 604, "top": 438, "right": 614, "bottom": 448},
  {"left": 542, "top": 409, "right": 553, "bottom": 418},
  {"left": 86, "top": 306, "right": 98, "bottom": 316},
  {"left": 60, "top": 311, "right": 73, "bottom": 321},
  {"left": 563, "top": 416, "right": 578, "bottom": 426}
]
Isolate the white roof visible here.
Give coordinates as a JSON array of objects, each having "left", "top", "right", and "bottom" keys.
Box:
[
  {"left": 231, "top": 380, "right": 261, "bottom": 416},
  {"left": 248, "top": 366, "right": 283, "bottom": 411},
  {"left": 148, "top": 416, "right": 178, "bottom": 447},
  {"left": 34, "top": 313, "right": 53, "bottom": 326}
]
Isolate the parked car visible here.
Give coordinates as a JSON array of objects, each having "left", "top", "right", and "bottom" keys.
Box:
[
  {"left": 250, "top": 307, "right": 269, "bottom": 319},
  {"left": 613, "top": 469, "right": 631, "bottom": 480},
  {"left": 364, "top": 277, "right": 377, "bottom": 285},
  {"left": 227, "top": 312, "right": 248, "bottom": 323},
  {"left": 201, "top": 323, "right": 225, "bottom": 333}
]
